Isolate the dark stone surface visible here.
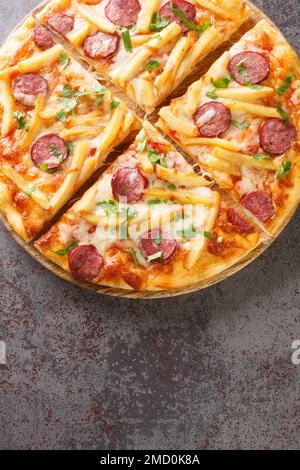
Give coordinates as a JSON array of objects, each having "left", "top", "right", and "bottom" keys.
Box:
[{"left": 0, "top": 0, "right": 299, "bottom": 450}]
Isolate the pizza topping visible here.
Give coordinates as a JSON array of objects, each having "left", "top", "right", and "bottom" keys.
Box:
[
  {"left": 119, "top": 27, "right": 133, "bottom": 53},
  {"left": 104, "top": 0, "right": 141, "bottom": 28},
  {"left": 68, "top": 244, "right": 104, "bottom": 281},
  {"left": 159, "top": 1, "right": 196, "bottom": 34},
  {"left": 13, "top": 112, "right": 30, "bottom": 131},
  {"left": 52, "top": 240, "right": 78, "bottom": 256},
  {"left": 211, "top": 77, "right": 231, "bottom": 88},
  {"left": 193, "top": 102, "right": 231, "bottom": 137},
  {"left": 259, "top": 118, "right": 297, "bottom": 155},
  {"left": 275, "top": 160, "right": 292, "bottom": 179},
  {"left": 12, "top": 73, "right": 48, "bottom": 107},
  {"left": 59, "top": 51, "right": 69, "bottom": 72},
  {"left": 138, "top": 229, "right": 177, "bottom": 263},
  {"left": 276, "top": 72, "right": 294, "bottom": 96},
  {"left": 149, "top": 12, "right": 169, "bottom": 32},
  {"left": 31, "top": 133, "right": 68, "bottom": 170},
  {"left": 111, "top": 167, "right": 148, "bottom": 203},
  {"left": 33, "top": 24, "right": 54, "bottom": 49},
  {"left": 240, "top": 191, "right": 275, "bottom": 222},
  {"left": 227, "top": 208, "right": 254, "bottom": 233},
  {"left": 83, "top": 32, "right": 120, "bottom": 59},
  {"left": 229, "top": 52, "right": 269, "bottom": 85},
  {"left": 46, "top": 13, "right": 74, "bottom": 37}
]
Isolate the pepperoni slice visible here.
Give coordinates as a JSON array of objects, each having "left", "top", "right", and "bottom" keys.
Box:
[
  {"left": 259, "top": 118, "right": 297, "bottom": 155},
  {"left": 83, "top": 32, "right": 119, "bottom": 59},
  {"left": 111, "top": 167, "right": 148, "bottom": 203},
  {"left": 138, "top": 229, "right": 177, "bottom": 263},
  {"left": 105, "top": 0, "right": 141, "bottom": 27},
  {"left": 12, "top": 73, "right": 48, "bottom": 107},
  {"left": 193, "top": 102, "right": 231, "bottom": 137},
  {"left": 46, "top": 13, "right": 74, "bottom": 37},
  {"left": 159, "top": 0, "right": 196, "bottom": 33},
  {"left": 240, "top": 191, "right": 275, "bottom": 222},
  {"left": 33, "top": 24, "right": 54, "bottom": 49},
  {"left": 227, "top": 208, "right": 254, "bottom": 233},
  {"left": 68, "top": 244, "right": 103, "bottom": 281},
  {"left": 229, "top": 51, "right": 269, "bottom": 85},
  {"left": 31, "top": 133, "right": 68, "bottom": 170}
]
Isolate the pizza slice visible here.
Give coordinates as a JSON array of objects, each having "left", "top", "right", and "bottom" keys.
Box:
[
  {"left": 35, "top": 122, "right": 265, "bottom": 291},
  {"left": 36, "top": 0, "right": 250, "bottom": 113},
  {"left": 157, "top": 20, "right": 300, "bottom": 235},
  {"left": 0, "top": 18, "right": 139, "bottom": 241}
]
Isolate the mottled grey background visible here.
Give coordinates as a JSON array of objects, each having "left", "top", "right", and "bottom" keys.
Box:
[{"left": 0, "top": 0, "right": 299, "bottom": 450}]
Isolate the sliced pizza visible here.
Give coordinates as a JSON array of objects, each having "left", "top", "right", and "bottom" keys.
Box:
[
  {"left": 0, "top": 18, "right": 139, "bottom": 240},
  {"left": 157, "top": 20, "right": 300, "bottom": 235},
  {"left": 36, "top": 0, "right": 250, "bottom": 113},
  {"left": 35, "top": 122, "right": 264, "bottom": 291}
]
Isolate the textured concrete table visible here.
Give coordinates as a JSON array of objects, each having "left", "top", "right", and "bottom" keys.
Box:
[{"left": 0, "top": 0, "right": 299, "bottom": 450}]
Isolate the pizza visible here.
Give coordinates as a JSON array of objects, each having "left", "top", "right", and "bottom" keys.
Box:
[
  {"left": 36, "top": 0, "right": 251, "bottom": 113},
  {"left": 0, "top": 17, "right": 139, "bottom": 241},
  {"left": 34, "top": 122, "right": 264, "bottom": 290},
  {"left": 157, "top": 20, "right": 300, "bottom": 235}
]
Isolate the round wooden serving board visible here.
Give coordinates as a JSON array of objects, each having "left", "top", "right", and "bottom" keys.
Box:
[{"left": 0, "top": 0, "right": 299, "bottom": 298}]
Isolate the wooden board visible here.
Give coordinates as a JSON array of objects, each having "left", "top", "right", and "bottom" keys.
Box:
[{"left": 0, "top": 0, "right": 299, "bottom": 299}]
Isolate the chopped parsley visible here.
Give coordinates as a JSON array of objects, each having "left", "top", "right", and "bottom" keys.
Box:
[
  {"left": 50, "top": 144, "right": 63, "bottom": 162},
  {"left": 147, "top": 150, "right": 167, "bottom": 167},
  {"left": 232, "top": 120, "right": 251, "bottom": 130},
  {"left": 167, "top": 184, "right": 176, "bottom": 190},
  {"left": 211, "top": 77, "right": 230, "bottom": 88},
  {"left": 119, "top": 26, "right": 132, "bottom": 53},
  {"left": 245, "top": 82, "right": 263, "bottom": 89},
  {"left": 154, "top": 234, "right": 162, "bottom": 245},
  {"left": 39, "top": 163, "right": 49, "bottom": 171},
  {"left": 137, "top": 132, "right": 147, "bottom": 153},
  {"left": 129, "top": 249, "right": 139, "bottom": 265},
  {"left": 170, "top": 4, "right": 211, "bottom": 36},
  {"left": 96, "top": 200, "right": 118, "bottom": 216},
  {"left": 145, "top": 60, "right": 160, "bottom": 72},
  {"left": 59, "top": 51, "right": 69, "bottom": 72},
  {"left": 56, "top": 109, "right": 67, "bottom": 124},
  {"left": 276, "top": 72, "right": 294, "bottom": 96},
  {"left": 276, "top": 102, "right": 289, "bottom": 123},
  {"left": 66, "top": 141, "right": 74, "bottom": 156},
  {"left": 250, "top": 152, "right": 273, "bottom": 161},
  {"left": 275, "top": 160, "right": 292, "bottom": 179},
  {"left": 203, "top": 231, "right": 214, "bottom": 239},
  {"left": 237, "top": 61, "right": 248, "bottom": 77},
  {"left": 52, "top": 241, "right": 78, "bottom": 256},
  {"left": 111, "top": 99, "right": 120, "bottom": 110},
  {"left": 149, "top": 12, "right": 169, "bottom": 32},
  {"left": 13, "top": 112, "right": 30, "bottom": 131},
  {"left": 206, "top": 90, "right": 218, "bottom": 100}
]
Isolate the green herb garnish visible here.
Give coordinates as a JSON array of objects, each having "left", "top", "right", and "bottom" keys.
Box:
[
  {"left": 111, "top": 99, "right": 120, "bottom": 110},
  {"left": 66, "top": 141, "right": 74, "bottom": 156},
  {"left": 237, "top": 62, "right": 248, "bottom": 77},
  {"left": 137, "top": 132, "right": 147, "bottom": 153},
  {"left": 147, "top": 198, "right": 168, "bottom": 205},
  {"left": 59, "top": 51, "right": 69, "bottom": 72},
  {"left": 129, "top": 249, "right": 139, "bottom": 265},
  {"left": 96, "top": 200, "right": 118, "bottom": 216},
  {"left": 145, "top": 60, "right": 160, "bottom": 72},
  {"left": 275, "top": 160, "right": 292, "bottom": 179},
  {"left": 149, "top": 12, "right": 169, "bottom": 32},
  {"left": 119, "top": 26, "right": 132, "bottom": 53},
  {"left": 250, "top": 152, "right": 273, "bottom": 161},
  {"left": 203, "top": 231, "right": 214, "bottom": 239},
  {"left": 276, "top": 102, "right": 289, "bottom": 123},
  {"left": 167, "top": 184, "right": 176, "bottom": 190},
  {"left": 232, "top": 120, "right": 251, "bottom": 130},
  {"left": 245, "top": 82, "right": 263, "bottom": 89},
  {"left": 25, "top": 185, "right": 36, "bottom": 197},
  {"left": 13, "top": 112, "right": 30, "bottom": 131},
  {"left": 276, "top": 72, "right": 294, "bottom": 96},
  {"left": 52, "top": 241, "right": 78, "bottom": 256},
  {"left": 170, "top": 4, "right": 211, "bottom": 36},
  {"left": 206, "top": 90, "right": 218, "bottom": 100},
  {"left": 211, "top": 77, "right": 230, "bottom": 88},
  {"left": 56, "top": 109, "right": 67, "bottom": 124},
  {"left": 148, "top": 150, "right": 167, "bottom": 167}
]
